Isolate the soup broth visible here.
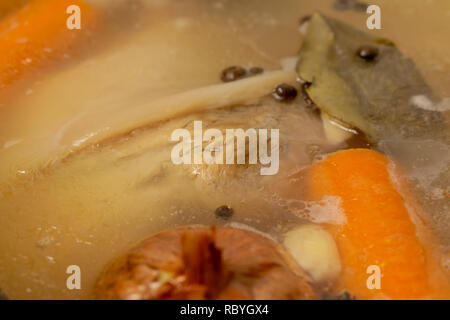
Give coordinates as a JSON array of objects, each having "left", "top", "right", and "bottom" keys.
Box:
[{"left": 0, "top": 0, "right": 449, "bottom": 299}]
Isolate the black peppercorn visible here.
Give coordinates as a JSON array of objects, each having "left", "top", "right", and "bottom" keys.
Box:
[
  {"left": 357, "top": 45, "right": 379, "bottom": 61},
  {"left": 220, "top": 66, "right": 247, "bottom": 82},
  {"left": 215, "top": 205, "right": 234, "bottom": 219},
  {"left": 272, "top": 83, "right": 298, "bottom": 102}
]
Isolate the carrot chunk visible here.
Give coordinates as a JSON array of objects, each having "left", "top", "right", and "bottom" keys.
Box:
[
  {"left": 308, "top": 149, "right": 437, "bottom": 299},
  {"left": 0, "top": 0, "right": 99, "bottom": 92},
  {"left": 0, "top": 1, "right": 28, "bottom": 18}
]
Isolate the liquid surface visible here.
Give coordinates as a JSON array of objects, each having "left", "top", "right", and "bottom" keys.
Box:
[{"left": 0, "top": 0, "right": 449, "bottom": 299}]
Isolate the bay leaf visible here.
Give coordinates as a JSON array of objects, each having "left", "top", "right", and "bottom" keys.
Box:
[{"left": 297, "top": 13, "right": 446, "bottom": 142}]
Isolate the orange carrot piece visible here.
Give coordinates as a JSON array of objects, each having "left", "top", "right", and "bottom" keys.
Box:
[
  {"left": 0, "top": 1, "right": 28, "bottom": 18},
  {"left": 0, "top": 0, "right": 99, "bottom": 91},
  {"left": 307, "top": 149, "right": 440, "bottom": 299}
]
